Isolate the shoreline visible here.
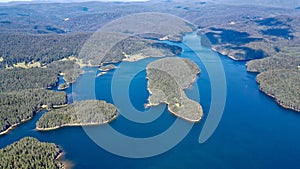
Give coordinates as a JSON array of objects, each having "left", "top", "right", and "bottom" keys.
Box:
[
  {"left": 258, "top": 86, "right": 300, "bottom": 113},
  {"left": 0, "top": 103, "right": 68, "bottom": 136},
  {"left": 36, "top": 114, "right": 119, "bottom": 131},
  {"left": 211, "top": 46, "right": 242, "bottom": 61},
  {"left": 55, "top": 151, "right": 74, "bottom": 169},
  {"left": 0, "top": 123, "right": 18, "bottom": 136},
  {"left": 146, "top": 98, "right": 202, "bottom": 123},
  {"left": 96, "top": 72, "right": 107, "bottom": 77},
  {"left": 98, "top": 64, "right": 116, "bottom": 72},
  {"left": 53, "top": 104, "right": 68, "bottom": 109},
  {"left": 58, "top": 84, "right": 69, "bottom": 91},
  {"left": 121, "top": 53, "right": 180, "bottom": 63},
  {"left": 0, "top": 114, "right": 36, "bottom": 136},
  {"left": 145, "top": 67, "right": 202, "bottom": 122},
  {"left": 212, "top": 44, "right": 300, "bottom": 113},
  {"left": 55, "top": 152, "right": 64, "bottom": 160},
  {"left": 59, "top": 69, "right": 85, "bottom": 87}
]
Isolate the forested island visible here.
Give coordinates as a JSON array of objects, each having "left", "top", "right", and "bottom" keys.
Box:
[
  {"left": 0, "top": 67, "right": 68, "bottom": 135},
  {"left": 0, "top": 137, "right": 64, "bottom": 169},
  {"left": 0, "top": 1, "right": 300, "bottom": 168},
  {"left": 146, "top": 57, "right": 203, "bottom": 122},
  {"left": 36, "top": 100, "right": 118, "bottom": 130}
]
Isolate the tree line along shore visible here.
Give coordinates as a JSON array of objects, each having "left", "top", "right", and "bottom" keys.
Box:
[
  {"left": 0, "top": 137, "right": 65, "bottom": 169},
  {"left": 36, "top": 100, "right": 118, "bottom": 130}
]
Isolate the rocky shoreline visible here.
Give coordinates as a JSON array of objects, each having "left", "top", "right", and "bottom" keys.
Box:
[
  {"left": 0, "top": 103, "right": 67, "bottom": 136},
  {"left": 146, "top": 57, "right": 203, "bottom": 122},
  {"left": 36, "top": 114, "right": 118, "bottom": 131},
  {"left": 257, "top": 82, "right": 300, "bottom": 113}
]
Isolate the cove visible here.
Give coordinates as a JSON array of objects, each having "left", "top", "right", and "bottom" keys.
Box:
[{"left": 1, "top": 33, "right": 300, "bottom": 169}]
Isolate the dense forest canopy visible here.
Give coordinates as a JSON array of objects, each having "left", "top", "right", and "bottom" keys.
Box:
[
  {"left": 0, "top": 68, "right": 58, "bottom": 92},
  {"left": 0, "top": 89, "right": 66, "bottom": 133},
  {"left": 246, "top": 47, "right": 300, "bottom": 112},
  {"left": 146, "top": 58, "right": 202, "bottom": 122},
  {"left": 256, "top": 69, "right": 300, "bottom": 112},
  {"left": 0, "top": 33, "right": 90, "bottom": 68},
  {"left": 36, "top": 100, "right": 118, "bottom": 130},
  {"left": 0, "top": 137, "right": 63, "bottom": 169},
  {"left": 100, "top": 36, "right": 183, "bottom": 64},
  {"left": 0, "top": 1, "right": 299, "bottom": 67},
  {"left": 48, "top": 60, "right": 83, "bottom": 84},
  {"left": 0, "top": 1, "right": 299, "bottom": 169}
]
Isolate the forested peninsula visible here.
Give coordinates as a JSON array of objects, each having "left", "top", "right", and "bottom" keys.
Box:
[
  {"left": 0, "top": 137, "right": 64, "bottom": 169},
  {"left": 146, "top": 58, "right": 203, "bottom": 122},
  {"left": 201, "top": 14, "right": 300, "bottom": 112},
  {"left": 0, "top": 67, "right": 67, "bottom": 135},
  {"left": 0, "top": 89, "right": 66, "bottom": 135},
  {"left": 247, "top": 52, "right": 300, "bottom": 112}
]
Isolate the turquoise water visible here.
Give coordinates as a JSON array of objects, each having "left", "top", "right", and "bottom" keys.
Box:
[{"left": 1, "top": 34, "right": 300, "bottom": 169}]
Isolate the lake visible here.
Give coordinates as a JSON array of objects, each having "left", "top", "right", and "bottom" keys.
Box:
[{"left": 1, "top": 33, "right": 300, "bottom": 169}]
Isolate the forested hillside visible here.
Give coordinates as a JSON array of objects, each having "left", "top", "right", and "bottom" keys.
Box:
[
  {"left": 0, "top": 33, "right": 90, "bottom": 68},
  {"left": 48, "top": 60, "right": 83, "bottom": 84},
  {"left": 0, "top": 89, "right": 66, "bottom": 133},
  {"left": 0, "top": 68, "right": 58, "bottom": 92},
  {"left": 256, "top": 69, "right": 300, "bottom": 112},
  {"left": 247, "top": 45, "right": 300, "bottom": 112},
  {"left": 0, "top": 137, "right": 63, "bottom": 169},
  {"left": 146, "top": 58, "right": 202, "bottom": 122}
]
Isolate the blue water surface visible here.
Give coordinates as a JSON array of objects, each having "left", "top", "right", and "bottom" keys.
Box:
[{"left": 1, "top": 33, "right": 300, "bottom": 169}]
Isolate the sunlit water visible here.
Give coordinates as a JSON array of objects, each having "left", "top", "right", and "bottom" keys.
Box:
[{"left": 1, "top": 33, "right": 300, "bottom": 169}]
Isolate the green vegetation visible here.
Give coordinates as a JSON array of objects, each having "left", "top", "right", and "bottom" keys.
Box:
[
  {"left": 81, "top": 35, "right": 183, "bottom": 65},
  {"left": 193, "top": 5, "right": 300, "bottom": 112},
  {"left": 0, "top": 61, "right": 83, "bottom": 93},
  {"left": 0, "top": 3, "right": 299, "bottom": 168},
  {"left": 0, "top": 68, "right": 58, "bottom": 92},
  {"left": 200, "top": 13, "right": 300, "bottom": 61},
  {"left": 0, "top": 137, "right": 63, "bottom": 169},
  {"left": 36, "top": 100, "right": 118, "bottom": 130},
  {"left": 247, "top": 48, "right": 300, "bottom": 112},
  {"left": 247, "top": 55, "right": 300, "bottom": 72},
  {"left": 0, "top": 89, "right": 66, "bottom": 134},
  {"left": 0, "top": 66, "right": 71, "bottom": 134},
  {"left": 0, "top": 33, "right": 90, "bottom": 69},
  {"left": 104, "top": 37, "right": 182, "bottom": 63},
  {"left": 48, "top": 60, "right": 83, "bottom": 84},
  {"left": 256, "top": 69, "right": 300, "bottom": 112},
  {"left": 146, "top": 58, "right": 202, "bottom": 122}
]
